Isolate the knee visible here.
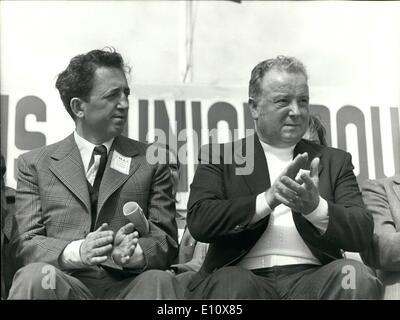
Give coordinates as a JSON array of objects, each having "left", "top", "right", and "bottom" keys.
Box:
[
  {"left": 330, "top": 259, "right": 382, "bottom": 299},
  {"left": 345, "top": 260, "right": 381, "bottom": 291},
  {"left": 331, "top": 259, "right": 378, "bottom": 282},
  {"left": 122, "top": 270, "right": 182, "bottom": 299},
  {"left": 12, "top": 263, "right": 50, "bottom": 287},
  {"left": 8, "top": 263, "right": 57, "bottom": 299}
]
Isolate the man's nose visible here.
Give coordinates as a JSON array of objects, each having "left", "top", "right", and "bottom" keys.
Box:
[
  {"left": 288, "top": 100, "right": 300, "bottom": 116},
  {"left": 117, "top": 94, "right": 129, "bottom": 109}
]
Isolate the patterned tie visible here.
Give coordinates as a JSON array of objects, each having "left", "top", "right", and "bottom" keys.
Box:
[{"left": 90, "top": 145, "right": 108, "bottom": 230}]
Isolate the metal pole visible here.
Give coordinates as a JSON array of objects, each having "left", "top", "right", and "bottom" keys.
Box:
[{"left": 179, "top": 0, "right": 194, "bottom": 83}]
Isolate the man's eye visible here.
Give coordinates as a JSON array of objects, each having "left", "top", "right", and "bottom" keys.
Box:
[
  {"left": 276, "top": 99, "right": 288, "bottom": 106},
  {"left": 299, "top": 97, "right": 309, "bottom": 104},
  {"left": 106, "top": 92, "right": 119, "bottom": 99}
]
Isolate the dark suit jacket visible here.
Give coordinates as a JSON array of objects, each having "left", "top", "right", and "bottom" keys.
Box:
[
  {"left": 361, "top": 175, "right": 400, "bottom": 271},
  {"left": 187, "top": 134, "right": 373, "bottom": 290},
  {"left": 10, "top": 134, "right": 178, "bottom": 273}
]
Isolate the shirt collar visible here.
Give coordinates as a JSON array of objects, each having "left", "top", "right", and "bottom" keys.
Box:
[{"left": 73, "top": 131, "right": 114, "bottom": 173}]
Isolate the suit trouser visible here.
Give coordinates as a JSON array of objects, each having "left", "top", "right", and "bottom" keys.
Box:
[
  {"left": 185, "top": 259, "right": 383, "bottom": 299},
  {"left": 8, "top": 262, "right": 183, "bottom": 299}
]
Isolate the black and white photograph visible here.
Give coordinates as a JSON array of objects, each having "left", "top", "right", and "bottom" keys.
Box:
[{"left": 1, "top": 0, "right": 399, "bottom": 306}]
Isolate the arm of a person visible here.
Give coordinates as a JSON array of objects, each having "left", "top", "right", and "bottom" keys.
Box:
[
  {"left": 315, "top": 152, "right": 374, "bottom": 252},
  {"left": 187, "top": 144, "right": 260, "bottom": 243},
  {"left": 59, "top": 239, "right": 86, "bottom": 269},
  {"left": 253, "top": 190, "right": 329, "bottom": 233},
  {"left": 10, "top": 154, "right": 72, "bottom": 270},
  {"left": 122, "top": 242, "right": 145, "bottom": 269},
  {"left": 124, "top": 162, "right": 178, "bottom": 271},
  {"left": 303, "top": 197, "right": 329, "bottom": 233},
  {"left": 360, "top": 179, "right": 400, "bottom": 271},
  {"left": 171, "top": 242, "right": 209, "bottom": 274}
]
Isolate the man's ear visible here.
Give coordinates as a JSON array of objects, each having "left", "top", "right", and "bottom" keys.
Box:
[
  {"left": 70, "top": 97, "right": 85, "bottom": 119},
  {"left": 248, "top": 98, "right": 259, "bottom": 120}
]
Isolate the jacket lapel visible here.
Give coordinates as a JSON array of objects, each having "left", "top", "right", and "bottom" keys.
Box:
[
  {"left": 236, "top": 134, "right": 271, "bottom": 195},
  {"left": 392, "top": 175, "right": 400, "bottom": 204},
  {"left": 49, "top": 134, "right": 91, "bottom": 212},
  {"left": 293, "top": 139, "right": 323, "bottom": 175},
  {"left": 97, "top": 135, "right": 142, "bottom": 214}
]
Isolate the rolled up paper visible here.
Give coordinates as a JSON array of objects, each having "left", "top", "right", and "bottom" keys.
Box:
[{"left": 122, "top": 201, "right": 150, "bottom": 236}]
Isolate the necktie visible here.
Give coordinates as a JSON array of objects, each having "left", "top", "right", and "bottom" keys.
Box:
[
  {"left": 92, "top": 145, "right": 108, "bottom": 192},
  {"left": 90, "top": 145, "right": 108, "bottom": 230}
]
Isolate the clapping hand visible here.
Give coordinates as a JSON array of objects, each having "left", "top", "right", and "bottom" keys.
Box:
[
  {"left": 278, "top": 156, "right": 320, "bottom": 215},
  {"left": 265, "top": 153, "right": 320, "bottom": 214},
  {"left": 111, "top": 223, "right": 139, "bottom": 266},
  {"left": 80, "top": 223, "right": 114, "bottom": 266}
]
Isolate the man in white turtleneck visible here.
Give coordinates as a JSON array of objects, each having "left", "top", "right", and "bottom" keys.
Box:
[{"left": 186, "top": 56, "right": 382, "bottom": 299}]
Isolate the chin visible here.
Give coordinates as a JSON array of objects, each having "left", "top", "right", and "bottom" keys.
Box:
[
  {"left": 102, "top": 130, "right": 121, "bottom": 141},
  {"left": 283, "top": 130, "right": 304, "bottom": 140},
  {"left": 282, "top": 136, "right": 302, "bottom": 146},
  {"left": 112, "top": 125, "right": 125, "bottom": 134}
]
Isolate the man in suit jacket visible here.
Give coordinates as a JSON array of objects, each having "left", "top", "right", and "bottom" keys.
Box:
[
  {"left": 186, "top": 56, "right": 382, "bottom": 299},
  {"left": 8, "top": 48, "right": 181, "bottom": 299},
  {"left": 361, "top": 175, "right": 400, "bottom": 299}
]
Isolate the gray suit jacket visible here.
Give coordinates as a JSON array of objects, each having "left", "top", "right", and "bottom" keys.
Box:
[
  {"left": 10, "top": 134, "right": 178, "bottom": 273},
  {"left": 361, "top": 175, "right": 400, "bottom": 299},
  {"left": 361, "top": 175, "right": 400, "bottom": 271}
]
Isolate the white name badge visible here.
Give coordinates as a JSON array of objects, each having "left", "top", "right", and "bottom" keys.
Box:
[{"left": 110, "top": 150, "right": 131, "bottom": 175}]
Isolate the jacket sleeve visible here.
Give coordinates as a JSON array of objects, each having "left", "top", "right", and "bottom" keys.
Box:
[
  {"left": 10, "top": 155, "right": 71, "bottom": 270},
  {"left": 360, "top": 179, "right": 400, "bottom": 271},
  {"left": 312, "top": 152, "right": 374, "bottom": 252},
  {"left": 187, "top": 144, "right": 258, "bottom": 243},
  {"left": 137, "top": 162, "right": 179, "bottom": 270}
]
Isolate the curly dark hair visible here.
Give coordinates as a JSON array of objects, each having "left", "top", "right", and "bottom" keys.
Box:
[
  {"left": 55, "top": 47, "right": 130, "bottom": 119},
  {"left": 249, "top": 55, "right": 308, "bottom": 103}
]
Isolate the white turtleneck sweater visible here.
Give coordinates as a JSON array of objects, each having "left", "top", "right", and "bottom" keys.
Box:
[{"left": 238, "top": 141, "right": 329, "bottom": 269}]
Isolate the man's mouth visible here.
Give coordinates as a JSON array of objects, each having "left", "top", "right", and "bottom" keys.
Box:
[
  {"left": 112, "top": 114, "right": 126, "bottom": 120},
  {"left": 284, "top": 123, "right": 300, "bottom": 127}
]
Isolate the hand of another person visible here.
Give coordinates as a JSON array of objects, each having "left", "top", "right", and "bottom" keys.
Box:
[
  {"left": 111, "top": 223, "right": 139, "bottom": 266},
  {"left": 80, "top": 223, "right": 114, "bottom": 266},
  {"left": 264, "top": 152, "right": 309, "bottom": 209},
  {"left": 278, "top": 157, "right": 320, "bottom": 214}
]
